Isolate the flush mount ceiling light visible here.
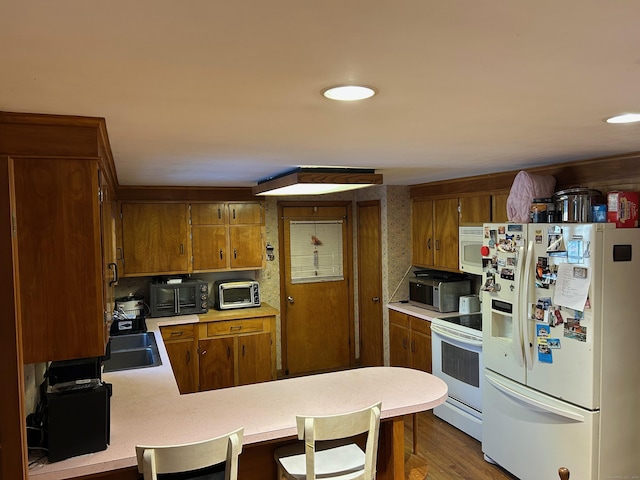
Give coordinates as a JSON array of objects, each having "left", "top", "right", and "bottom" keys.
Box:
[
  {"left": 253, "top": 167, "right": 383, "bottom": 196},
  {"left": 322, "top": 85, "right": 377, "bottom": 101},
  {"left": 605, "top": 113, "right": 640, "bottom": 124}
]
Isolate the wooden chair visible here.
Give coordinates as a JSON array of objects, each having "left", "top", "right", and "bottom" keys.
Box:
[
  {"left": 274, "top": 402, "right": 381, "bottom": 480},
  {"left": 135, "top": 428, "right": 243, "bottom": 480}
]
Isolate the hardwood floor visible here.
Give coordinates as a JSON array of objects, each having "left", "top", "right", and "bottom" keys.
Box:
[{"left": 403, "top": 411, "right": 518, "bottom": 480}]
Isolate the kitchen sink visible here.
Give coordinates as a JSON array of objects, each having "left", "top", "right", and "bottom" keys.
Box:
[
  {"left": 110, "top": 332, "right": 155, "bottom": 351},
  {"left": 103, "top": 332, "right": 162, "bottom": 373}
]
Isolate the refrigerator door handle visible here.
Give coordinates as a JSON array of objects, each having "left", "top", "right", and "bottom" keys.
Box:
[
  {"left": 511, "top": 245, "right": 526, "bottom": 367},
  {"left": 522, "top": 240, "right": 535, "bottom": 369},
  {"left": 486, "top": 373, "right": 585, "bottom": 422}
]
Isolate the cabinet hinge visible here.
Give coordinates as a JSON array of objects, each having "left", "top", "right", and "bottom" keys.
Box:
[{"left": 98, "top": 189, "right": 104, "bottom": 204}]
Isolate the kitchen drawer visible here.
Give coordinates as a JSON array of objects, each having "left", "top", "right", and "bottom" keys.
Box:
[
  {"left": 206, "top": 319, "right": 264, "bottom": 337},
  {"left": 410, "top": 316, "right": 431, "bottom": 336},
  {"left": 161, "top": 324, "right": 195, "bottom": 342},
  {"left": 389, "top": 310, "right": 409, "bottom": 328}
]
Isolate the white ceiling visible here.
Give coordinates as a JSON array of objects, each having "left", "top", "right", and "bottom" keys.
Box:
[{"left": 2, "top": 1, "right": 640, "bottom": 188}]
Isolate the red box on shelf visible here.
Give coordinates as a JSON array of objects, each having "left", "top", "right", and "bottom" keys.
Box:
[{"left": 607, "top": 191, "right": 639, "bottom": 227}]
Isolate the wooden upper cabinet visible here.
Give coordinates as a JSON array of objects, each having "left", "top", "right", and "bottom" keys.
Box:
[
  {"left": 11, "top": 157, "right": 106, "bottom": 363},
  {"left": 121, "top": 203, "right": 190, "bottom": 276},
  {"left": 192, "top": 225, "right": 229, "bottom": 271},
  {"left": 191, "top": 203, "right": 227, "bottom": 225},
  {"left": 120, "top": 201, "right": 264, "bottom": 275},
  {"left": 411, "top": 199, "right": 434, "bottom": 267},
  {"left": 100, "top": 170, "right": 118, "bottom": 345},
  {"left": 491, "top": 193, "right": 509, "bottom": 222},
  {"left": 459, "top": 195, "right": 491, "bottom": 225},
  {"left": 229, "top": 225, "right": 263, "bottom": 269},
  {"left": 433, "top": 198, "right": 459, "bottom": 271},
  {"left": 228, "top": 203, "right": 263, "bottom": 225}
]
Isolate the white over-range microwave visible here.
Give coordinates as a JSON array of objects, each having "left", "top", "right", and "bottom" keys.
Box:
[{"left": 458, "top": 226, "right": 484, "bottom": 276}]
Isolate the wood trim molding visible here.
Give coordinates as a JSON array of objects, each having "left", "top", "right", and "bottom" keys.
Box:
[
  {"left": 115, "top": 186, "right": 260, "bottom": 202},
  {"left": 409, "top": 152, "right": 640, "bottom": 198},
  {"left": 0, "top": 156, "right": 28, "bottom": 480}
]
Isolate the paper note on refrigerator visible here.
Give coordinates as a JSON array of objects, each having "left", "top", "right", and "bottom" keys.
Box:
[{"left": 553, "top": 263, "right": 591, "bottom": 311}]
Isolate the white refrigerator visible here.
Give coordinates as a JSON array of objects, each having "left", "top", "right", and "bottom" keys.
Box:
[{"left": 480, "top": 222, "right": 640, "bottom": 480}]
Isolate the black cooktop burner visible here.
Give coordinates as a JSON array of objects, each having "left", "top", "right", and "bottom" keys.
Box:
[{"left": 439, "top": 313, "right": 483, "bottom": 332}]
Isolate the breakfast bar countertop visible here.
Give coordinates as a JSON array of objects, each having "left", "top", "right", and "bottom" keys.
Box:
[{"left": 28, "top": 313, "right": 448, "bottom": 480}]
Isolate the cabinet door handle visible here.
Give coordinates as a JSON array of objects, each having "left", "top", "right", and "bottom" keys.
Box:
[
  {"left": 108, "top": 262, "right": 118, "bottom": 286},
  {"left": 242, "top": 344, "right": 245, "bottom": 356},
  {"left": 218, "top": 207, "right": 222, "bottom": 219},
  {"left": 427, "top": 239, "right": 431, "bottom": 250},
  {"left": 435, "top": 240, "right": 440, "bottom": 251},
  {"left": 232, "top": 208, "right": 236, "bottom": 220},
  {"left": 219, "top": 249, "right": 223, "bottom": 260},
  {"left": 411, "top": 340, "right": 416, "bottom": 352},
  {"left": 402, "top": 338, "right": 408, "bottom": 350},
  {"left": 233, "top": 248, "right": 237, "bottom": 259},
  {"left": 201, "top": 350, "right": 207, "bottom": 355},
  {"left": 180, "top": 243, "right": 185, "bottom": 254},
  {"left": 186, "top": 350, "right": 191, "bottom": 364},
  {"left": 227, "top": 346, "right": 231, "bottom": 359}
]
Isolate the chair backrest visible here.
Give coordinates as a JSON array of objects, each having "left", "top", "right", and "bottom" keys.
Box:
[
  {"left": 295, "top": 402, "right": 381, "bottom": 480},
  {"left": 135, "top": 427, "right": 243, "bottom": 480}
]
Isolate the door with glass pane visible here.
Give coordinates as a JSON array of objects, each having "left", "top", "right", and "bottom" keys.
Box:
[{"left": 280, "top": 203, "right": 353, "bottom": 375}]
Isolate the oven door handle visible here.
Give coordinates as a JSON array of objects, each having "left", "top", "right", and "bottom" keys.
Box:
[{"left": 430, "top": 323, "right": 483, "bottom": 347}]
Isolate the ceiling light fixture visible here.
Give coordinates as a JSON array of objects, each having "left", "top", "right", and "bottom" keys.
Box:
[
  {"left": 253, "top": 167, "right": 383, "bottom": 196},
  {"left": 605, "top": 113, "right": 640, "bottom": 124},
  {"left": 322, "top": 85, "right": 376, "bottom": 101}
]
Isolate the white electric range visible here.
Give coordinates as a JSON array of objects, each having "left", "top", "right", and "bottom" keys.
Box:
[{"left": 430, "top": 312, "right": 483, "bottom": 441}]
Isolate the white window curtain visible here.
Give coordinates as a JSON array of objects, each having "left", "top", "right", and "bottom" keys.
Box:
[{"left": 289, "top": 220, "right": 344, "bottom": 284}]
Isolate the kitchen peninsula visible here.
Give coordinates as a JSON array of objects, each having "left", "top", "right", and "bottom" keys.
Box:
[{"left": 29, "top": 315, "right": 448, "bottom": 480}]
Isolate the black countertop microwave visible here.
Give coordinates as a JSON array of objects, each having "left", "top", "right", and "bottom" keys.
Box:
[{"left": 149, "top": 280, "right": 209, "bottom": 317}]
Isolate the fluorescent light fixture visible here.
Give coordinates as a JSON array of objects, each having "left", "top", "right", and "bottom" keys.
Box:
[
  {"left": 605, "top": 113, "right": 640, "bottom": 124},
  {"left": 253, "top": 168, "right": 383, "bottom": 196},
  {"left": 322, "top": 85, "right": 376, "bottom": 101}
]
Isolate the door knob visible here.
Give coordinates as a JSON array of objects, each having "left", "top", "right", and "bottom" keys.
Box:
[
  {"left": 372, "top": 297, "right": 380, "bottom": 303},
  {"left": 287, "top": 296, "right": 294, "bottom": 304}
]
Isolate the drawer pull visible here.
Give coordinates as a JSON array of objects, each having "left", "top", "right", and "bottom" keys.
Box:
[
  {"left": 230, "top": 326, "right": 242, "bottom": 331},
  {"left": 170, "top": 331, "right": 184, "bottom": 337}
]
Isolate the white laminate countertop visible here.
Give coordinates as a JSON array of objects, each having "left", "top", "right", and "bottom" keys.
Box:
[
  {"left": 29, "top": 314, "right": 448, "bottom": 480},
  {"left": 387, "top": 301, "right": 465, "bottom": 321}
]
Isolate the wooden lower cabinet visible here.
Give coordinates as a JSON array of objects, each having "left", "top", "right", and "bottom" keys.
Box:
[
  {"left": 162, "top": 306, "right": 277, "bottom": 394},
  {"left": 160, "top": 324, "right": 198, "bottom": 394},
  {"left": 198, "top": 317, "right": 274, "bottom": 391},
  {"left": 388, "top": 309, "right": 432, "bottom": 373},
  {"left": 237, "top": 332, "right": 272, "bottom": 385}
]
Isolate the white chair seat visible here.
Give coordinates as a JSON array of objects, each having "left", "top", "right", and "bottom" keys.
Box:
[
  {"left": 274, "top": 403, "right": 381, "bottom": 480},
  {"left": 277, "top": 443, "right": 365, "bottom": 479}
]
